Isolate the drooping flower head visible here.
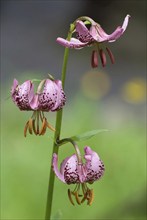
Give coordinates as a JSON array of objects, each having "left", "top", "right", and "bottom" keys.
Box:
[
  {"left": 52, "top": 146, "right": 105, "bottom": 205},
  {"left": 57, "top": 15, "right": 131, "bottom": 67},
  {"left": 11, "top": 77, "right": 66, "bottom": 136}
]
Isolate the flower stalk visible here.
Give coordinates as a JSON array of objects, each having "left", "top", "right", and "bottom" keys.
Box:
[
  {"left": 45, "top": 24, "right": 73, "bottom": 220},
  {"left": 57, "top": 138, "right": 82, "bottom": 164}
]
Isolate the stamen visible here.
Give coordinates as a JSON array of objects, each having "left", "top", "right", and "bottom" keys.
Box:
[
  {"left": 41, "top": 118, "right": 47, "bottom": 135},
  {"left": 28, "top": 119, "right": 33, "bottom": 135},
  {"left": 24, "top": 111, "right": 55, "bottom": 137},
  {"left": 74, "top": 191, "right": 81, "bottom": 205},
  {"left": 40, "top": 111, "right": 44, "bottom": 122},
  {"left": 39, "top": 117, "right": 46, "bottom": 135},
  {"left": 32, "top": 120, "right": 37, "bottom": 135},
  {"left": 91, "top": 50, "right": 98, "bottom": 68},
  {"left": 99, "top": 49, "right": 107, "bottom": 67},
  {"left": 71, "top": 184, "right": 79, "bottom": 195},
  {"left": 87, "top": 189, "right": 94, "bottom": 206},
  {"left": 47, "top": 122, "right": 55, "bottom": 131},
  {"left": 36, "top": 111, "right": 40, "bottom": 134},
  {"left": 81, "top": 192, "right": 87, "bottom": 204},
  {"left": 106, "top": 47, "right": 115, "bottom": 64},
  {"left": 68, "top": 189, "right": 75, "bottom": 206},
  {"left": 24, "top": 121, "right": 29, "bottom": 137}
]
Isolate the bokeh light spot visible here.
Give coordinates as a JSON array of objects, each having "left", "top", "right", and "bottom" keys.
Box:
[
  {"left": 81, "top": 70, "right": 111, "bottom": 100},
  {"left": 121, "top": 78, "right": 146, "bottom": 104}
]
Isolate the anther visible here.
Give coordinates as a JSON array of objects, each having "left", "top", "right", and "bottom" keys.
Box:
[
  {"left": 47, "top": 122, "right": 55, "bottom": 131},
  {"left": 68, "top": 189, "right": 75, "bottom": 206},
  {"left": 87, "top": 189, "right": 94, "bottom": 206},
  {"left": 74, "top": 191, "right": 81, "bottom": 205},
  {"left": 24, "top": 121, "right": 29, "bottom": 137},
  {"left": 28, "top": 119, "right": 33, "bottom": 135},
  {"left": 32, "top": 119, "right": 37, "bottom": 135},
  {"left": 99, "top": 49, "right": 107, "bottom": 67},
  {"left": 91, "top": 50, "right": 98, "bottom": 68},
  {"left": 41, "top": 118, "right": 47, "bottom": 135},
  {"left": 39, "top": 118, "right": 46, "bottom": 135},
  {"left": 106, "top": 47, "right": 115, "bottom": 64},
  {"left": 81, "top": 193, "right": 87, "bottom": 204}
]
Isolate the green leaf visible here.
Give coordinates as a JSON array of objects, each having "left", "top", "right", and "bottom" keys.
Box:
[{"left": 70, "top": 129, "right": 109, "bottom": 142}]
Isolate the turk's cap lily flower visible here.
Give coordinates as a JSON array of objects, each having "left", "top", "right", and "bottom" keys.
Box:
[
  {"left": 57, "top": 15, "right": 131, "bottom": 68},
  {"left": 11, "top": 78, "right": 66, "bottom": 137},
  {"left": 57, "top": 15, "right": 130, "bottom": 47},
  {"left": 52, "top": 146, "right": 105, "bottom": 205},
  {"left": 11, "top": 78, "right": 66, "bottom": 112},
  {"left": 52, "top": 146, "right": 104, "bottom": 184}
]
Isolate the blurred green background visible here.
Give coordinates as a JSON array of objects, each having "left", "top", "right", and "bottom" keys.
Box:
[{"left": 1, "top": 0, "right": 146, "bottom": 220}]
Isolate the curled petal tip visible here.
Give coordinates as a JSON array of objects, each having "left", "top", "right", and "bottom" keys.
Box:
[{"left": 122, "top": 14, "right": 131, "bottom": 33}]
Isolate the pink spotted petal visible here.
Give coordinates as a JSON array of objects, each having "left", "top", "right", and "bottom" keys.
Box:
[
  {"left": 11, "top": 80, "right": 34, "bottom": 111},
  {"left": 29, "top": 94, "right": 39, "bottom": 110},
  {"left": 62, "top": 154, "right": 80, "bottom": 184},
  {"left": 52, "top": 153, "right": 65, "bottom": 183},
  {"left": 60, "top": 155, "right": 71, "bottom": 175},
  {"left": 38, "top": 79, "right": 57, "bottom": 111},
  {"left": 11, "top": 79, "right": 18, "bottom": 95},
  {"left": 84, "top": 146, "right": 105, "bottom": 183},
  {"left": 76, "top": 21, "right": 94, "bottom": 43},
  {"left": 56, "top": 37, "right": 89, "bottom": 49},
  {"left": 51, "top": 80, "right": 66, "bottom": 111}
]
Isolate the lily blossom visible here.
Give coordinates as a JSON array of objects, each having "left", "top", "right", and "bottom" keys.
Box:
[
  {"left": 52, "top": 146, "right": 105, "bottom": 205},
  {"left": 11, "top": 78, "right": 66, "bottom": 136},
  {"left": 57, "top": 15, "right": 131, "bottom": 67}
]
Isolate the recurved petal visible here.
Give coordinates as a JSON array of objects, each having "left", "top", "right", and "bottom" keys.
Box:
[
  {"left": 61, "top": 154, "right": 80, "bottom": 184},
  {"left": 84, "top": 146, "right": 105, "bottom": 182},
  {"left": 122, "top": 14, "right": 131, "bottom": 33},
  {"left": 20, "top": 80, "right": 32, "bottom": 95},
  {"left": 89, "top": 25, "right": 108, "bottom": 42},
  {"left": 107, "top": 26, "right": 124, "bottom": 42},
  {"left": 91, "top": 24, "right": 123, "bottom": 43},
  {"left": 29, "top": 94, "right": 39, "bottom": 110},
  {"left": 76, "top": 21, "right": 94, "bottom": 43},
  {"left": 11, "top": 79, "right": 18, "bottom": 95},
  {"left": 38, "top": 79, "right": 57, "bottom": 111},
  {"left": 90, "top": 14, "right": 130, "bottom": 43},
  {"left": 52, "top": 153, "right": 65, "bottom": 183},
  {"left": 11, "top": 80, "right": 33, "bottom": 110},
  {"left": 56, "top": 37, "right": 89, "bottom": 49},
  {"left": 107, "top": 14, "right": 131, "bottom": 42},
  {"left": 60, "top": 155, "right": 71, "bottom": 175},
  {"left": 51, "top": 80, "right": 66, "bottom": 111}
]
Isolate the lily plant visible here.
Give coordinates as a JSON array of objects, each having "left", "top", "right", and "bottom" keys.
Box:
[{"left": 11, "top": 14, "right": 130, "bottom": 220}]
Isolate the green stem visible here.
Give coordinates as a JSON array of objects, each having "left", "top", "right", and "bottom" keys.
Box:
[{"left": 45, "top": 25, "right": 73, "bottom": 220}]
